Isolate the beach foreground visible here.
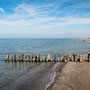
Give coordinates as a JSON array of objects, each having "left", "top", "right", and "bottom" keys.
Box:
[{"left": 48, "top": 62, "right": 90, "bottom": 90}]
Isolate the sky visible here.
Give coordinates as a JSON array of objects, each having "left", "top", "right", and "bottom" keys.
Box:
[{"left": 0, "top": 0, "right": 90, "bottom": 38}]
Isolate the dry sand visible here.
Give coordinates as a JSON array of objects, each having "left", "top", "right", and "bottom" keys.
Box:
[{"left": 48, "top": 62, "right": 90, "bottom": 90}]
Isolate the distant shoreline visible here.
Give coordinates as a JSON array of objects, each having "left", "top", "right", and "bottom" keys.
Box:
[{"left": 78, "top": 38, "right": 90, "bottom": 41}]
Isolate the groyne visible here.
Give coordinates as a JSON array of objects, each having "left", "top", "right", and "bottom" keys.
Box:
[{"left": 5, "top": 52, "right": 90, "bottom": 62}]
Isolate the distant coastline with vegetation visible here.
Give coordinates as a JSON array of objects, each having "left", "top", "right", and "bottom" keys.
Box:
[{"left": 78, "top": 37, "right": 90, "bottom": 41}]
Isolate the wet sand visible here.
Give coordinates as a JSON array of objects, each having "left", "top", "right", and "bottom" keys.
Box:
[
  {"left": 48, "top": 62, "right": 90, "bottom": 90},
  {"left": 0, "top": 62, "right": 65, "bottom": 90}
]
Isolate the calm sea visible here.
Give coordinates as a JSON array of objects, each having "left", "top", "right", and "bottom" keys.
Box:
[
  {"left": 0, "top": 38, "right": 90, "bottom": 60},
  {"left": 0, "top": 38, "right": 90, "bottom": 90}
]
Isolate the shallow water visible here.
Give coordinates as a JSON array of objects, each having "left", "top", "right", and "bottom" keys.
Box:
[
  {"left": 0, "top": 61, "right": 59, "bottom": 90},
  {"left": 0, "top": 38, "right": 90, "bottom": 90}
]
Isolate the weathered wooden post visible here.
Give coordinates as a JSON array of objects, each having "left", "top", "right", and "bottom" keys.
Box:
[
  {"left": 29, "top": 55, "right": 32, "bottom": 62},
  {"left": 67, "top": 54, "right": 70, "bottom": 61},
  {"left": 14, "top": 54, "right": 17, "bottom": 62},
  {"left": 64, "top": 54, "right": 67, "bottom": 62},
  {"left": 22, "top": 54, "right": 24, "bottom": 62},
  {"left": 71, "top": 54, "right": 73, "bottom": 62},
  {"left": 60, "top": 54, "right": 63, "bottom": 62},
  {"left": 85, "top": 54, "right": 88, "bottom": 61},
  {"left": 57, "top": 58, "right": 59, "bottom": 62},
  {"left": 77, "top": 53, "right": 80, "bottom": 62},
  {"left": 5, "top": 54, "right": 8, "bottom": 61},
  {"left": 75, "top": 54, "right": 78, "bottom": 62},
  {"left": 42, "top": 56, "right": 45, "bottom": 62},
  {"left": 66, "top": 55, "right": 68, "bottom": 61},
  {"left": 25, "top": 55, "right": 28, "bottom": 62},
  {"left": 54, "top": 54, "right": 57, "bottom": 62},
  {"left": 45, "top": 54, "right": 50, "bottom": 62},
  {"left": 83, "top": 54, "right": 85, "bottom": 61},
  {"left": 19, "top": 54, "right": 22, "bottom": 62},
  {"left": 69, "top": 54, "right": 72, "bottom": 61},
  {"left": 88, "top": 53, "right": 90, "bottom": 62},
  {"left": 72, "top": 54, "right": 74, "bottom": 61},
  {"left": 82, "top": 54, "right": 84, "bottom": 62},
  {"left": 39, "top": 54, "right": 42, "bottom": 62},
  {"left": 12, "top": 54, "right": 14, "bottom": 61},
  {"left": 35, "top": 55, "right": 39, "bottom": 62},
  {"left": 8, "top": 54, "right": 10, "bottom": 61},
  {"left": 73, "top": 54, "right": 76, "bottom": 62},
  {"left": 50, "top": 58, "right": 53, "bottom": 62},
  {"left": 32, "top": 55, "right": 35, "bottom": 62},
  {"left": 80, "top": 54, "right": 83, "bottom": 62}
]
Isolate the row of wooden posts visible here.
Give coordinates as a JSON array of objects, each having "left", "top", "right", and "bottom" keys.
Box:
[{"left": 5, "top": 53, "right": 90, "bottom": 62}]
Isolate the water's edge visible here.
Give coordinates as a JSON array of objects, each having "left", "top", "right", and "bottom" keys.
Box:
[
  {"left": 45, "top": 62, "right": 59, "bottom": 90},
  {"left": 47, "top": 62, "right": 66, "bottom": 90}
]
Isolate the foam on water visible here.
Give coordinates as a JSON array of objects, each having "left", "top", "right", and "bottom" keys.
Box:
[{"left": 45, "top": 62, "right": 59, "bottom": 90}]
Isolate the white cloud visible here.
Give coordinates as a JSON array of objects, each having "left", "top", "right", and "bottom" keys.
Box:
[
  {"left": 0, "top": 3, "right": 90, "bottom": 33},
  {"left": 0, "top": 8, "right": 5, "bottom": 13}
]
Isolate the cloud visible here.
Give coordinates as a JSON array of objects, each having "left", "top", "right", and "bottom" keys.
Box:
[
  {"left": 0, "top": 8, "right": 5, "bottom": 13},
  {"left": 0, "top": 1, "right": 90, "bottom": 38},
  {"left": 13, "top": 3, "right": 55, "bottom": 19}
]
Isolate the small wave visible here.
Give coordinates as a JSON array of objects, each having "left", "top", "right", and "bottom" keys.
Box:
[{"left": 45, "top": 62, "right": 60, "bottom": 90}]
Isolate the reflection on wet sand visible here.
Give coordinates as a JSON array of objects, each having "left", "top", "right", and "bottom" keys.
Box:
[
  {"left": 0, "top": 60, "right": 57, "bottom": 90},
  {"left": 5, "top": 60, "right": 51, "bottom": 67}
]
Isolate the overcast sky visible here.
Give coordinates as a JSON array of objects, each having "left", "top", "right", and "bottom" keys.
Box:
[{"left": 0, "top": 0, "right": 90, "bottom": 38}]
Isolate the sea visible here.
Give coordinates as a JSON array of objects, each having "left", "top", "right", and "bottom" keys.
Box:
[{"left": 0, "top": 38, "right": 90, "bottom": 90}]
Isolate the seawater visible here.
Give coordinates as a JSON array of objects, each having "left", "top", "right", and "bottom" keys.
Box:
[
  {"left": 0, "top": 38, "right": 90, "bottom": 90},
  {"left": 0, "top": 38, "right": 90, "bottom": 60}
]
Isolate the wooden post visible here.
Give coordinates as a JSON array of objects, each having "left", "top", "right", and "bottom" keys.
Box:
[
  {"left": 75, "top": 54, "right": 78, "bottom": 62},
  {"left": 77, "top": 53, "right": 80, "bottom": 62},
  {"left": 25, "top": 55, "right": 28, "bottom": 62},
  {"left": 60, "top": 55, "right": 63, "bottom": 62},
  {"left": 39, "top": 54, "right": 42, "bottom": 62},
  {"left": 8, "top": 54, "right": 10, "bottom": 61},
  {"left": 5, "top": 54, "right": 8, "bottom": 61},
  {"left": 22, "top": 54, "right": 24, "bottom": 62},
  {"left": 19, "top": 54, "right": 22, "bottom": 62},
  {"left": 12, "top": 54, "right": 14, "bottom": 61},
  {"left": 45, "top": 54, "right": 50, "bottom": 62},
  {"left": 54, "top": 54, "right": 57, "bottom": 62},
  {"left": 32, "top": 55, "right": 35, "bottom": 62},
  {"left": 71, "top": 55, "right": 73, "bottom": 62},
  {"left": 49, "top": 58, "right": 52, "bottom": 62},
  {"left": 82, "top": 54, "right": 85, "bottom": 62},
  {"left": 57, "top": 58, "right": 59, "bottom": 62},
  {"left": 64, "top": 54, "right": 67, "bottom": 62},
  {"left": 67, "top": 54, "right": 70, "bottom": 61},
  {"left": 29, "top": 55, "right": 32, "bottom": 62},
  {"left": 80, "top": 54, "right": 83, "bottom": 62},
  {"left": 14, "top": 54, "right": 17, "bottom": 62},
  {"left": 42, "top": 56, "right": 45, "bottom": 62},
  {"left": 88, "top": 53, "right": 90, "bottom": 62},
  {"left": 36, "top": 55, "right": 39, "bottom": 62},
  {"left": 73, "top": 54, "right": 76, "bottom": 62}
]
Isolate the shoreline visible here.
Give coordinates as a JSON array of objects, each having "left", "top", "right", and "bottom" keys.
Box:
[
  {"left": 78, "top": 38, "right": 90, "bottom": 41},
  {"left": 48, "top": 62, "right": 90, "bottom": 90},
  {"left": 47, "top": 62, "right": 67, "bottom": 90}
]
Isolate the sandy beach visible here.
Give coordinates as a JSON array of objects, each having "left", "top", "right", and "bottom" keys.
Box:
[
  {"left": 48, "top": 62, "right": 90, "bottom": 90},
  {"left": 78, "top": 38, "right": 90, "bottom": 41}
]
